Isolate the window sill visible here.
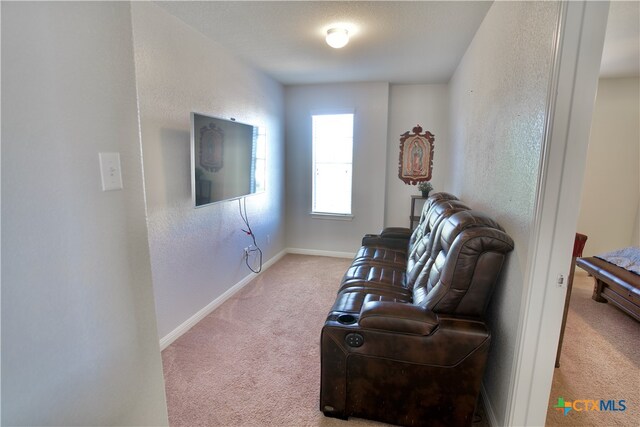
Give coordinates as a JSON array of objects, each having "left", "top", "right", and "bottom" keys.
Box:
[{"left": 310, "top": 212, "right": 354, "bottom": 221}]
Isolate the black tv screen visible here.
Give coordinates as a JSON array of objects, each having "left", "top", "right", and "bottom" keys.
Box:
[{"left": 191, "top": 113, "right": 265, "bottom": 207}]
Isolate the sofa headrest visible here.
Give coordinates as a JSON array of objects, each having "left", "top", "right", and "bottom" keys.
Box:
[
  {"left": 439, "top": 210, "right": 508, "bottom": 253},
  {"left": 427, "top": 192, "right": 458, "bottom": 203},
  {"left": 426, "top": 200, "right": 469, "bottom": 230},
  {"left": 413, "top": 210, "right": 514, "bottom": 316},
  {"left": 411, "top": 193, "right": 462, "bottom": 248},
  {"left": 418, "top": 192, "right": 459, "bottom": 221}
]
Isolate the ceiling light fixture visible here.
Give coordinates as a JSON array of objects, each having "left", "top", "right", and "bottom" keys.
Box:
[{"left": 326, "top": 27, "right": 349, "bottom": 49}]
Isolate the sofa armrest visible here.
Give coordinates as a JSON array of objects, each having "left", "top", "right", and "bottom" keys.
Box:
[
  {"left": 361, "top": 235, "right": 408, "bottom": 251},
  {"left": 379, "top": 227, "right": 412, "bottom": 240},
  {"left": 359, "top": 301, "right": 438, "bottom": 335}
]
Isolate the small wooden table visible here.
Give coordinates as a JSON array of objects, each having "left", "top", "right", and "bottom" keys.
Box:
[{"left": 409, "top": 195, "right": 427, "bottom": 230}]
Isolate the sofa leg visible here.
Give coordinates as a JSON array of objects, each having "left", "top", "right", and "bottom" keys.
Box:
[{"left": 322, "top": 407, "right": 348, "bottom": 420}]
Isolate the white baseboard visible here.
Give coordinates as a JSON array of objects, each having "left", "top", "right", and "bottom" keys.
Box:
[
  {"left": 481, "top": 382, "right": 498, "bottom": 427},
  {"left": 286, "top": 247, "right": 355, "bottom": 259},
  {"left": 159, "top": 249, "right": 287, "bottom": 350}
]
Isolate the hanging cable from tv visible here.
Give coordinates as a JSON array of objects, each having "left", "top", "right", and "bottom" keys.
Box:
[{"left": 239, "top": 197, "right": 263, "bottom": 273}]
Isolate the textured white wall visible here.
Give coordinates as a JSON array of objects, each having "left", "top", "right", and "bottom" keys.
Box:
[
  {"left": 448, "top": 1, "right": 560, "bottom": 424},
  {"left": 130, "top": 2, "right": 285, "bottom": 339},
  {"left": 1, "top": 2, "right": 168, "bottom": 425},
  {"left": 285, "top": 83, "right": 389, "bottom": 253},
  {"left": 578, "top": 77, "right": 640, "bottom": 255},
  {"left": 384, "top": 84, "right": 450, "bottom": 228}
]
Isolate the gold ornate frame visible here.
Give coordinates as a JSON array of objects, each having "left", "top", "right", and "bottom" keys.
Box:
[{"left": 398, "top": 125, "right": 434, "bottom": 184}]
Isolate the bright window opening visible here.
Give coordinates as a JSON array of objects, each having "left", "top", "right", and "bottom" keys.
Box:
[{"left": 312, "top": 113, "right": 354, "bottom": 215}]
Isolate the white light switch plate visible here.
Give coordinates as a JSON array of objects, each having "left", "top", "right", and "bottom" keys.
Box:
[{"left": 99, "top": 152, "right": 123, "bottom": 191}]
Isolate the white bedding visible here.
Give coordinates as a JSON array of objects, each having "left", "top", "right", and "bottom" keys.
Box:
[{"left": 595, "top": 246, "right": 640, "bottom": 275}]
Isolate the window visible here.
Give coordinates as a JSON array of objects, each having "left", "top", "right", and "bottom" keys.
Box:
[{"left": 312, "top": 113, "right": 354, "bottom": 216}]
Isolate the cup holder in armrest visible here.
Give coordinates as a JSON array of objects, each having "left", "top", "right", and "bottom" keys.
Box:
[{"left": 337, "top": 314, "right": 357, "bottom": 325}]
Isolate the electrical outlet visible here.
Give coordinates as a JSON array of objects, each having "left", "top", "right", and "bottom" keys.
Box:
[
  {"left": 267, "top": 234, "right": 271, "bottom": 245},
  {"left": 243, "top": 247, "right": 250, "bottom": 259}
]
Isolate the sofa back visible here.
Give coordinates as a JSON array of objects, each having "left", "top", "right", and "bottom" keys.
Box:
[
  {"left": 408, "top": 192, "right": 458, "bottom": 249},
  {"left": 407, "top": 200, "right": 470, "bottom": 288},
  {"left": 412, "top": 210, "right": 515, "bottom": 317},
  {"left": 406, "top": 199, "right": 469, "bottom": 287}
]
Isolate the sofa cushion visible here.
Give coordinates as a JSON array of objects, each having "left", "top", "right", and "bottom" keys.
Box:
[
  {"left": 351, "top": 246, "right": 407, "bottom": 269},
  {"left": 330, "top": 291, "right": 411, "bottom": 314},
  {"left": 338, "top": 263, "right": 409, "bottom": 296}
]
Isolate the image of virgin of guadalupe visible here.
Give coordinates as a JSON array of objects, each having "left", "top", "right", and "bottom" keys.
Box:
[
  {"left": 403, "top": 136, "right": 427, "bottom": 176},
  {"left": 410, "top": 139, "right": 424, "bottom": 174},
  {"left": 398, "top": 125, "right": 434, "bottom": 184}
]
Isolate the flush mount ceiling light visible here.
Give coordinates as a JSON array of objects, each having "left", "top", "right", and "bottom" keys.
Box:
[{"left": 326, "top": 27, "right": 349, "bottom": 49}]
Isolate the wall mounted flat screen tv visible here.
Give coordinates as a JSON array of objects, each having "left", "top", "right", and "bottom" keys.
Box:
[{"left": 191, "top": 113, "right": 265, "bottom": 207}]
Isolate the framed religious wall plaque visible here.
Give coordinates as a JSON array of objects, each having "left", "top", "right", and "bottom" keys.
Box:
[{"left": 398, "top": 125, "right": 434, "bottom": 184}]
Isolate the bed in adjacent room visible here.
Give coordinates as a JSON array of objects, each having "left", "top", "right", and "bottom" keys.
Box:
[{"left": 576, "top": 247, "right": 640, "bottom": 322}]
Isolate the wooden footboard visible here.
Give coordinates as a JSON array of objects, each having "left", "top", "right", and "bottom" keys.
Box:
[{"left": 576, "top": 257, "right": 640, "bottom": 322}]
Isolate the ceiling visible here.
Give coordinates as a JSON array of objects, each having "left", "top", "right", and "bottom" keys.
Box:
[{"left": 158, "top": 1, "right": 639, "bottom": 86}]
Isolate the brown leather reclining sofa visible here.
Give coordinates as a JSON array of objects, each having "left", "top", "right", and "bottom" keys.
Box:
[{"left": 320, "top": 193, "right": 514, "bottom": 427}]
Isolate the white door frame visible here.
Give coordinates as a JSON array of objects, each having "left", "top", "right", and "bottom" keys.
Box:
[{"left": 506, "top": 1, "right": 610, "bottom": 426}]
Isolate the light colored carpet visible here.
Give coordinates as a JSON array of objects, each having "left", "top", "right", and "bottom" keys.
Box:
[
  {"left": 546, "top": 269, "right": 639, "bottom": 426},
  {"left": 162, "top": 254, "right": 489, "bottom": 426}
]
